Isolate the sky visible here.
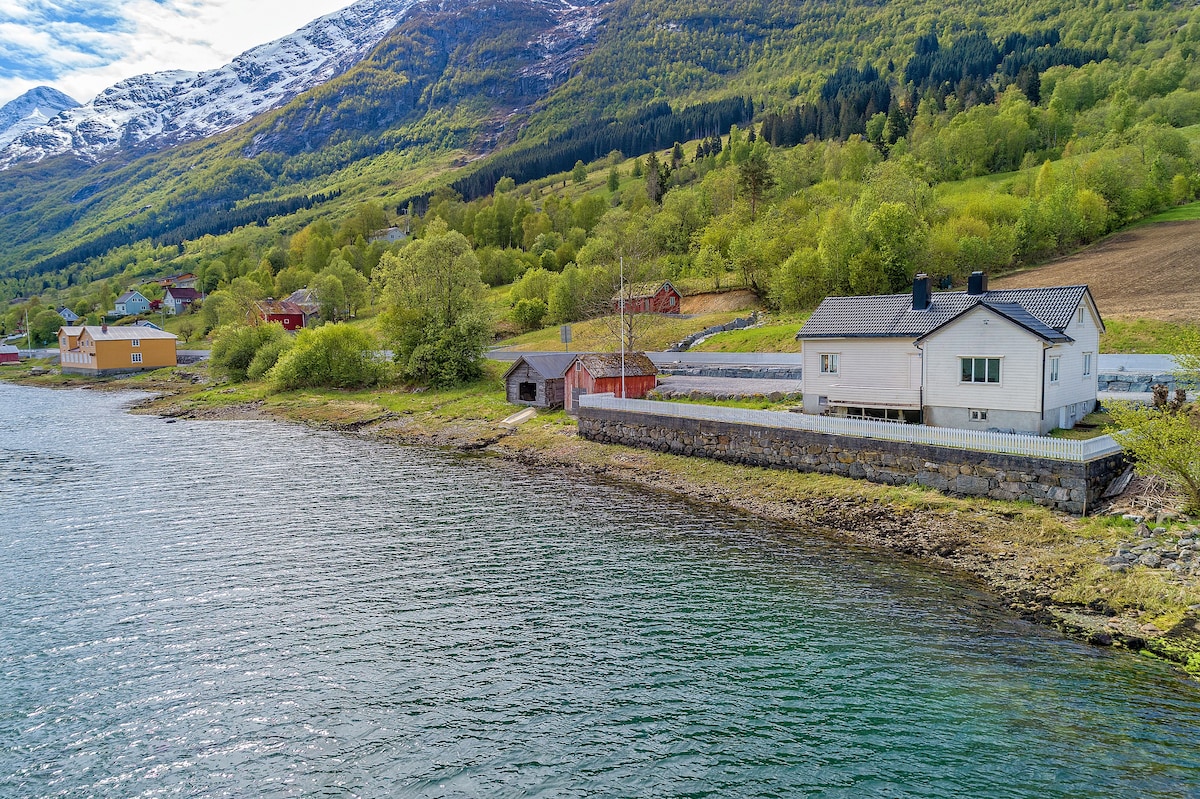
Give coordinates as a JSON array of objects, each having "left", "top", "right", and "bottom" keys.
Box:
[{"left": 0, "top": 0, "right": 359, "bottom": 109}]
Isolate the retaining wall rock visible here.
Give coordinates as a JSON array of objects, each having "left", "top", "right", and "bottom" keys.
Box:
[{"left": 577, "top": 407, "right": 1127, "bottom": 515}]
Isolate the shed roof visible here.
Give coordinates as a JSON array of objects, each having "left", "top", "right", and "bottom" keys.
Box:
[
  {"left": 502, "top": 353, "right": 577, "bottom": 381},
  {"left": 574, "top": 352, "right": 658, "bottom": 378},
  {"left": 797, "top": 285, "right": 1095, "bottom": 340},
  {"left": 0, "top": 344, "right": 18, "bottom": 354}
]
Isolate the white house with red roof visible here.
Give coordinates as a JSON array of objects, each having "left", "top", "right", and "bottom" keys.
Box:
[{"left": 797, "top": 272, "right": 1104, "bottom": 434}]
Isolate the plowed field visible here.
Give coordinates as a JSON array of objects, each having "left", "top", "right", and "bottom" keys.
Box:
[{"left": 991, "top": 220, "right": 1200, "bottom": 322}]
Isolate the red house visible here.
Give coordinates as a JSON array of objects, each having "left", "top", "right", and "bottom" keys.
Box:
[
  {"left": 611, "top": 280, "right": 682, "bottom": 314},
  {"left": 563, "top": 352, "right": 658, "bottom": 412},
  {"left": 255, "top": 299, "right": 307, "bottom": 331}
]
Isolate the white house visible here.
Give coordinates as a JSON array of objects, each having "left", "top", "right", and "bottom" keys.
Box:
[{"left": 797, "top": 272, "right": 1104, "bottom": 435}]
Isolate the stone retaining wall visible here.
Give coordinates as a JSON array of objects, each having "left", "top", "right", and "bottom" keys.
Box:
[
  {"left": 658, "top": 366, "right": 804, "bottom": 380},
  {"left": 578, "top": 407, "right": 1127, "bottom": 515},
  {"left": 1098, "top": 372, "right": 1178, "bottom": 393}
]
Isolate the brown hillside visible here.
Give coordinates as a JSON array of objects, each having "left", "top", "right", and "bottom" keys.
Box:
[
  {"left": 681, "top": 289, "right": 761, "bottom": 314},
  {"left": 990, "top": 220, "right": 1200, "bottom": 322}
]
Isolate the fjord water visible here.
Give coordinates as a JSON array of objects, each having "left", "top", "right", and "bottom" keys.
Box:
[{"left": 3, "top": 384, "right": 1200, "bottom": 798}]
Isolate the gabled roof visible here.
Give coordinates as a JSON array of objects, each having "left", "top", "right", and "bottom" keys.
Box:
[
  {"left": 57, "top": 307, "right": 80, "bottom": 321},
  {"left": 797, "top": 285, "right": 1095, "bottom": 339},
  {"left": 285, "top": 288, "right": 320, "bottom": 311},
  {"left": 164, "top": 287, "right": 201, "bottom": 301},
  {"left": 614, "top": 280, "right": 679, "bottom": 301},
  {"left": 80, "top": 325, "right": 176, "bottom": 341},
  {"left": 256, "top": 299, "right": 305, "bottom": 316},
  {"left": 574, "top": 352, "right": 658, "bottom": 378},
  {"left": 502, "top": 353, "right": 578, "bottom": 381},
  {"left": 912, "top": 300, "right": 1074, "bottom": 345},
  {"left": 116, "top": 290, "right": 147, "bottom": 303},
  {"left": 59, "top": 325, "right": 83, "bottom": 337}
]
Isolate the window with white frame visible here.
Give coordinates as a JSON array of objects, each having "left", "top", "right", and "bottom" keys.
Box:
[
  {"left": 969, "top": 408, "right": 989, "bottom": 422},
  {"left": 960, "top": 357, "right": 1000, "bottom": 384},
  {"left": 131, "top": 338, "right": 140, "bottom": 347},
  {"left": 1049, "top": 356, "right": 1060, "bottom": 383},
  {"left": 1082, "top": 352, "right": 1092, "bottom": 377},
  {"left": 819, "top": 353, "right": 839, "bottom": 374},
  {"left": 1077, "top": 307, "right": 1084, "bottom": 326},
  {"left": 131, "top": 352, "right": 143, "bottom": 364}
]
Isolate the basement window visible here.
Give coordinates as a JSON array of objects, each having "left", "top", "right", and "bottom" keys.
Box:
[{"left": 970, "top": 408, "right": 988, "bottom": 422}]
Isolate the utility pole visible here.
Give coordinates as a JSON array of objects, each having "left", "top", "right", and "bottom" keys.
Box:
[{"left": 619, "top": 257, "right": 626, "bottom": 398}]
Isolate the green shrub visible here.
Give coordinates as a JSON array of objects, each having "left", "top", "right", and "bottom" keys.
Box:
[{"left": 268, "top": 323, "right": 385, "bottom": 390}]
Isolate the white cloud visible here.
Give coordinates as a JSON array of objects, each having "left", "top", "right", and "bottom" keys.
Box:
[{"left": 0, "top": 0, "right": 358, "bottom": 108}]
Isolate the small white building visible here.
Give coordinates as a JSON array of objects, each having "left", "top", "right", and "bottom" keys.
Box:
[{"left": 797, "top": 272, "right": 1104, "bottom": 435}]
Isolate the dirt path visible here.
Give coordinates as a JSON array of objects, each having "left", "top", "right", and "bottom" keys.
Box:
[{"left": 992, "top": 220, "right": 1200, "bottom": 322}]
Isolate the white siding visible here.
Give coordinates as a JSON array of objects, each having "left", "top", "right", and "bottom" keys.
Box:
[
  {"left": 1043, "top": 300, "right": 1101, "bottom": 413},
  {"left": 921, "top": 307, "right": 1045, "bottom": 413},
  {"left": 801, "top": 338, "right": 920, "bottom": 413}
]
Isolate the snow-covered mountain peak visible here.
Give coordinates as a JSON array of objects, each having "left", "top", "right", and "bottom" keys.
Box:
[
  {"left": 0, "top": 0, "right": 423, "bottom": 169},
  {"left": 0, "top": 87, "right": 80, "bottom": 149}
]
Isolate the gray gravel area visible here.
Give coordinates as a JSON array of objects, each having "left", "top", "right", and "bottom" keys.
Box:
[{"left": 657, "top": 374, "right": 803, "bottom": 398}]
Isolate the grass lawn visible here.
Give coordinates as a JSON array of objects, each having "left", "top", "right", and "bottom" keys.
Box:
[
  {"left": 1102, "top": 318, "right": 1200, "bottom": 354},
  {"left": 689, "top": 313, "right": 808, "bottom": 352},
  {"left": 497, "top": 310, "right": 750, "bottom": 352}
]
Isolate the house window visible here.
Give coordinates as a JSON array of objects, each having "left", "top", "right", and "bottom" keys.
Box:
[
  {"left": 970, "top": 409, "right": 989, "bottom": 422},
  {"left": 1049, "top": 356, "right": 1060, "bottom": 383},
  {"left": 1083, "top": 352, "right": 1093, "bottom": 377},
  {"left": 960, "top": 357, "right": 1000, "bottom": 384},
  {"left": 131, "top": 339, "right": 140, "bottom": 347},
  {"left": 820, "top": 353, "right": 839, "bottom": 374},
  {"left": 1077, "top": 307, "right": 1084, "bottom": 326},
  {"left": 131, "top": 353, "right": 143, "bottom": 364}
]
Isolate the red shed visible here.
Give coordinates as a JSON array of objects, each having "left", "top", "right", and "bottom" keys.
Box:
[
  {"left": 612, "top": 280, "right": 682, "bottom": 314},
  {"left": 0, "top": 344, "right": 19, "bottom": 364},
  {"left": 564, "top": 352, "right": 658, "bottom": 412},
  {"left": 255, "top": 299, "right": 306, "bottom": 331}
]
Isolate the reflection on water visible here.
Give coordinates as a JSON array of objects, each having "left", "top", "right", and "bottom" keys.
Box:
[{"left": 1, "top": 383, "right": 1199, "bottom": 798}]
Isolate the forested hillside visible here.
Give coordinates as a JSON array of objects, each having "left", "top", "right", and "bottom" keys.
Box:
[{"left": 4, "top": 0, "right": 1200, "bottom": 357}]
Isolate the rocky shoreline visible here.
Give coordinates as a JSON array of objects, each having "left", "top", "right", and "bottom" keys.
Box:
[{"left": 17, "top": 371, "right": 1199, "bottom": 678}]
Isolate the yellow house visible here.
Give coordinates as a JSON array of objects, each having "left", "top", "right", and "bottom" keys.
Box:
[{"left": 60, "top": 324, "right": 177, "bottom": 375}]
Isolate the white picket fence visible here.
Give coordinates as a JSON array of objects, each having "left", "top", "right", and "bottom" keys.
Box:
[{"left": 577, "top": 394, "right": 1124, "bottom": 463}]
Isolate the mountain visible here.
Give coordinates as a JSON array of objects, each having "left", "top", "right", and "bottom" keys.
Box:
[
  {"left": 0, "top": 0, "right": 425, "bottom": 168},
  {"left": 0, "top": 87, "right": 79, "bottom": 149}
]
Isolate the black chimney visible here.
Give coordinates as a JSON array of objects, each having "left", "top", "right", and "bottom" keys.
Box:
[
  {"left": 967, "top": 271, "right": 988, "bottom": 295},
  {"left": 912, "top": 273, "right": 931, "bottom": 311}
]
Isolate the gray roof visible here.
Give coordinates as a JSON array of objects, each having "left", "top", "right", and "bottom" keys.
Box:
[
  {"left": 503, "top": 353, "right": 577, "bottom": 381},
  {"left": 797, "top": 285, "right": 1094, "bottom": 340},
  {"left": 116, "top": 290, "right": 146, "bottom": 303}
]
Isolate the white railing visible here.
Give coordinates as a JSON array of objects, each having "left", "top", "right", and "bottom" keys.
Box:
[{"left": 577, "top": 394, "right": 1124, "bottom": 463}]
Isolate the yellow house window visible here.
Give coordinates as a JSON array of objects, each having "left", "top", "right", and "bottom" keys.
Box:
[
  {"left": 131, "top": 339, "right": 140, "bottom": 347},
  {"left": 131, "top": 353, "right": 143, "bottom": 364}
]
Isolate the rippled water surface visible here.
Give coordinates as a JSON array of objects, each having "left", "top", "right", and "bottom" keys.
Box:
[{"left": 3, "top": 383, "right": 1200, "bottom": 798}]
